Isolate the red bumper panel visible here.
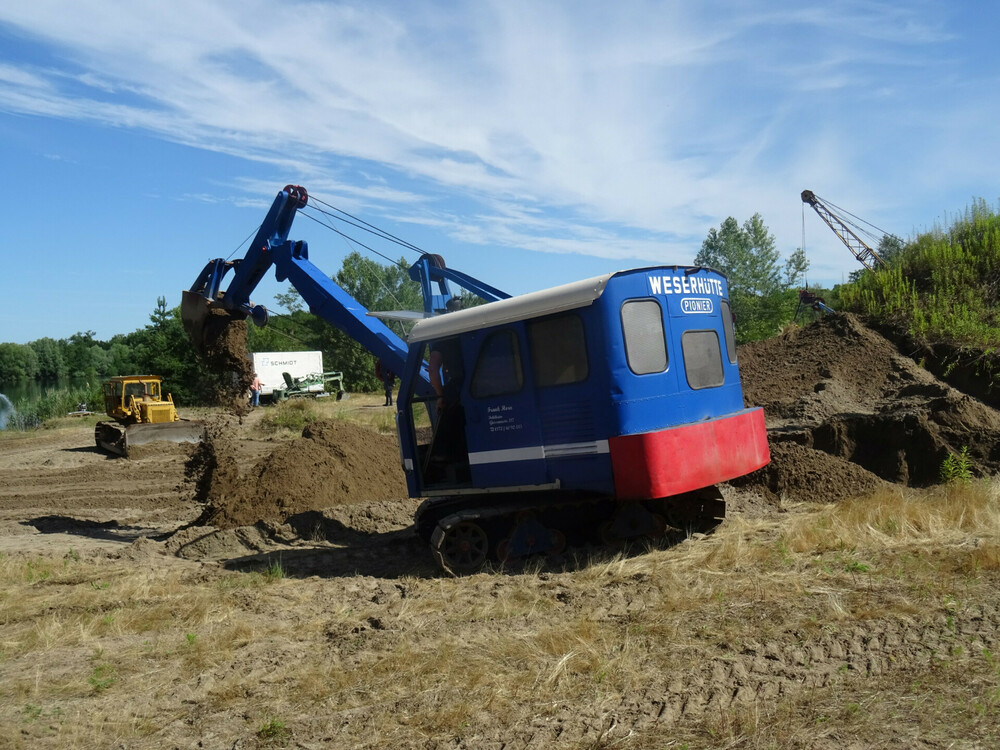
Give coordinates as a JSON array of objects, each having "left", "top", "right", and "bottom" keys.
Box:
[{"left": 609, "top": 408, "right": 769, "bottom": 499}]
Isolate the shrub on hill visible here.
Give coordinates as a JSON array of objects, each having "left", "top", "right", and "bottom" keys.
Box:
[
  {"left": 839, "top": 199, "right": 1000, "bottom": 403},
  {"left": 839, "top": 198, "right": 1000, "bottom": 349}
]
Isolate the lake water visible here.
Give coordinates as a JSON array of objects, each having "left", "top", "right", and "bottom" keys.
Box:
[
  {"left": 0, "top": 377, "right": 93, "bottom": 429},
  {"left": 0, "top": 377, "right": 92, "bottom": 404}
]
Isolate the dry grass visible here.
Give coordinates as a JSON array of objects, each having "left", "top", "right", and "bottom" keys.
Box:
[
  {"left": 783, "top": 480, "right": 1000, "bottom": 552},
  {"left": 3, "top": 454, "right": 999, "bottom": 748},
  {"left": 251, "top": 392, "right": 405, "bottom": 437}
]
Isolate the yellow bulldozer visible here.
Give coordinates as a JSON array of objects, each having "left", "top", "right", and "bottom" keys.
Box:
[{"left": 94, "top": 375, "right": 204, "bottom": 457}]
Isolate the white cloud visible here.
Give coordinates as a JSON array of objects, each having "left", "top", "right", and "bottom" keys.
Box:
[
  {"left": 0, "top": 63, "right": 51, "bottom": 88},
  {"left": 0, "top": 0, "right": 986, "bottom": 284}
]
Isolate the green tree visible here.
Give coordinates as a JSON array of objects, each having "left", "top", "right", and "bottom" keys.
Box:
[
  {"left": 88, "top": 345, "right": 111, "bottom": 376},
  {"left": 336, "top": 252, "right": 422, "bottom": 310},
  {"left": 89, "top": 300, "right": 207, "bottom": 404},
  {"left": 104, "top": 336, "right": 138, "bottom": 375},
  {"left": 274, "top": 287, "right": 304, "bottom": 314},
  {"left": 152, "top": 297, "right": 170, "bottom": 326},
  {"left": 695, "top": 214, "right": 804, "bottom": 342},
  {"left": 783, "top": 248, "right": 809, "bottom": 288},
  {"left": 64, "top": 331, "right": 98, "bottom": 378},
  {"left": 141, "top": 306, "right": 205, "bottom": 404},
  {"left": 696, "top": 215, "right": 782, "bottom": 297},
  {"left": 0, "top": 342, "right": 40, "bottom": 383},
  {"left": 878, "top": 234, "right": 905, "bottom": 265},
  {"left": 29, "top": 337, "right": 65, "bottom": 380}
]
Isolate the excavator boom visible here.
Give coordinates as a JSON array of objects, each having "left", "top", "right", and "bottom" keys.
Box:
[{"left": 181, "top": 185, "right": 509, "bottom": 382}]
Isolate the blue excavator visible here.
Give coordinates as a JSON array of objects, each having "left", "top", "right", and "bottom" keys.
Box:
[{"left": 182, "top": 185, "right": 769, "bottom": 572}]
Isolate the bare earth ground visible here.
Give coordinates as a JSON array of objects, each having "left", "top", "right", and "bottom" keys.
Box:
[{"left": 2, "top": 314, "right": 1000, "bottom": 749}]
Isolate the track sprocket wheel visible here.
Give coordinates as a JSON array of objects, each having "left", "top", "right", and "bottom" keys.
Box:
[
  {"left": 431, "top": 519, "right": 489, "bottom": 574},
  {"left": 600, "top": 502, "right": 666, "bottom": 543}
]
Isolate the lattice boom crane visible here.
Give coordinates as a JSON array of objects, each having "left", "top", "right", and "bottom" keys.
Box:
[{"left": 801, "top": 190, "right": 887, "bottom": 272}]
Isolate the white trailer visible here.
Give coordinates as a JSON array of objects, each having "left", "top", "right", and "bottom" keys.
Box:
[{"left": 251, "top": 351, "right": 324, "bottom": 398}]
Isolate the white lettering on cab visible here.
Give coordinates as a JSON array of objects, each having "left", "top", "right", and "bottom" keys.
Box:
[{"left": 648, "top": 274, "right": 724, "bottom": 298}]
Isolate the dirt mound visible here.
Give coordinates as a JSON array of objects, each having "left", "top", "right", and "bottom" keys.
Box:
[
  {"left": 188, "top": 419, "right": 409, "bottom": 529},
  {"left": 737, "top": 313, "right": 1000, "bottom": 496},
  {"left": 741, "top": 313, "right": 932, "bottom": 417},
  {"left": 730, "top": 442, "right": 889, "bottom": 503}
]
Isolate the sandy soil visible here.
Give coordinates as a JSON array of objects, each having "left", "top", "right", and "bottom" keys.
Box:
[{"left": 2, "top": 313, "right": 999, "bottom": 748}]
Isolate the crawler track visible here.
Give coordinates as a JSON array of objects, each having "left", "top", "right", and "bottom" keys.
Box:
[{"left": 416, "top": 487, "right": 725, "bottom": 573}]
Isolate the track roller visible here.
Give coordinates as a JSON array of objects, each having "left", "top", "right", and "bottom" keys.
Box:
[
  {"left": 496, "top": 512, "right": 566, "bottom": 563},
  {"left": 600, "top": 501, "right": 666, "bottom": 544}
]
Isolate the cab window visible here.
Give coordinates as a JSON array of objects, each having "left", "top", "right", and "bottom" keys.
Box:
[
  {"left": 720, "top": 299, "right": 737, "bottom": 364},
  {"left": 527, "top": 313, "right": 588, "bottom": 387},
  {"left": 471, "top": 330, "right": 523, "bottom": 398},
  {"left": 621, "top": 299, "right": 667, "bottom": 374},
  {"left": 682, "top": 330, "right": 725, "bottom": 389},
  {"left": 125, "top": 382, "right": 145, "bottom": 400}
]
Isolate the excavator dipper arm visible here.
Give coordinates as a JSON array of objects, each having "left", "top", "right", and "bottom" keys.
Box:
[
  {"left": 182, "top": 185, "right": 413, "bottom": 377},
  {"left": 181, "top": 185, "right": 507, "bottom": 393},
  {"left": 269, "top": 239, "right": 410, "bottom": 378}
]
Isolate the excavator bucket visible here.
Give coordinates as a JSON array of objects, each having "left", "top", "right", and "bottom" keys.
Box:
[
  {"left": 181, "top": 291, "right": 244, "bottom": 356},
  {"left": 181, "top": 290, "right": 211, "bottom": 352}
]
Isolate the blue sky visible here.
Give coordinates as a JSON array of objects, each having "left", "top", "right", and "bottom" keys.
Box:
[{"left": 1, "top": 1, "right": 997, "bottom": 344}]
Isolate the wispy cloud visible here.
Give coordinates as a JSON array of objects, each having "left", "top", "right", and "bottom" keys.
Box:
[{"left": 0, "top": 0, "right": 983, "bottom": 278}]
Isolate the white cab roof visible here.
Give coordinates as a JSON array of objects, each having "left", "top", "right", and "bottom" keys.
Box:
[{"left": 407, "top": 272, "right": 615, "bottom": 343}]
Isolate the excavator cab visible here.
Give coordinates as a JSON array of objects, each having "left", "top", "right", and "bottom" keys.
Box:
[
  {"left": 396, "top": 267, "right": 770, "bottom": 571},
  {"left": 398, "top": 268, "right": 768, "bottom": 498}
]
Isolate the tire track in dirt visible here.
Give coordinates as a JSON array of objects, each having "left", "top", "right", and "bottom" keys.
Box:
[
  {"left": 0, "top": 431, "right": 200, "bottom": 553},
  {"left": 535, "top": 604, "right": 1000, "bottom": 748},
  {"left": 1, "top": 463, "right": 189, "bottom": 514},
  {"left": 280, "top": 566, "right": 1000, "bottom": 748},
  {"left": 412, "top": 602, "right": 1000, "bottom": 748}
]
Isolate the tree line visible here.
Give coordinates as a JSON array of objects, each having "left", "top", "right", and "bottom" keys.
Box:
[
  {"left": 8, "top": 205, "right": 945, "bottom": 409},
  {"left": 0, "top": 252, "right": 423, "bottom": 405}
]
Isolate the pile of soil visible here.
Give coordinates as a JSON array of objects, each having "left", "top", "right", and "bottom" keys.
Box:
[
  {"left": 735, "top": 313, "right": 1000, "bottom": 501},
  {"left": 189, "top": 419, "right": 409, "bottom": 529}
]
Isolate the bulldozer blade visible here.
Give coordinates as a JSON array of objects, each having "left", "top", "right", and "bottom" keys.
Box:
[{"left": 124, "top": 421, "right": 205, "bottom": 453}]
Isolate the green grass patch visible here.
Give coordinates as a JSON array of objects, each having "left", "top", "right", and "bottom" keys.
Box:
[
  {"left": 839, "top": 198, "right": 1000, "bottom": 352},
  {"left": 257, "top": 399, "right": 321, "bottom": 434}
]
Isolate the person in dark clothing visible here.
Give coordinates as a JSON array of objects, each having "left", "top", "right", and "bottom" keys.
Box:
[
  {"left": 375, "top": 359, "right": 395, "bottom": 406},
  {"left": 427, "top": 337, "right": 467, "bottom": 466},
  {"left": 376, "top": 360, "right": 396, "bottom": 406}
]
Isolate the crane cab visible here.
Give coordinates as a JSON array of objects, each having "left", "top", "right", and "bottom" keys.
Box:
[{"left": 396, "top": 266, "right": 769, "bottom": 503}]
